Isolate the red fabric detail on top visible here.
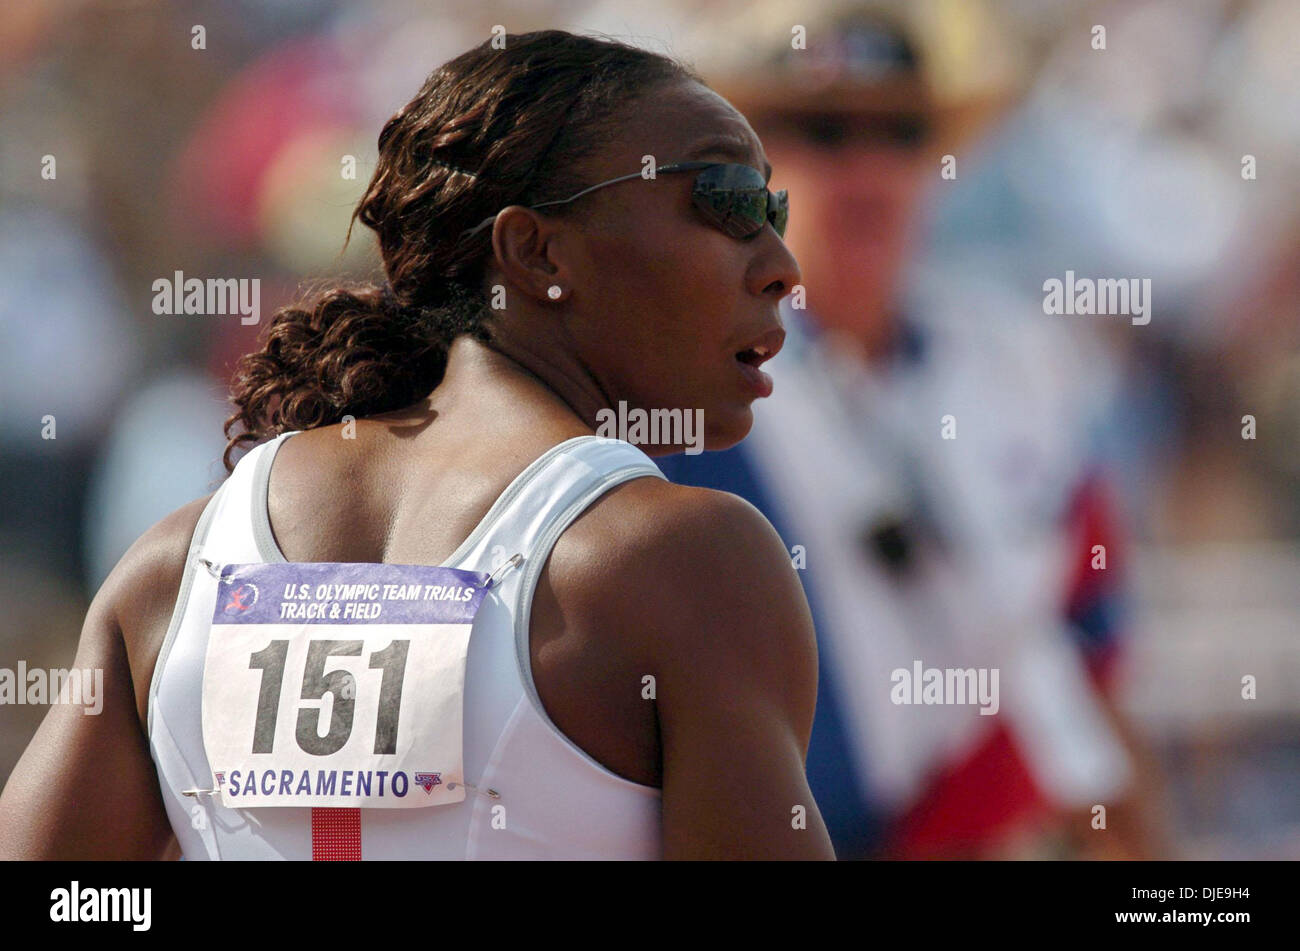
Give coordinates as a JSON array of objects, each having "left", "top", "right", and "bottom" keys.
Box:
[{"left": 311, "top": 807, "right": 361, "bottom": 861}]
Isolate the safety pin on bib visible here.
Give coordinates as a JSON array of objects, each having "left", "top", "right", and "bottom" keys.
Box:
[
  {"left": 194, "top": 556, "right": 227, "bottom": 581},
  {"left": 486, "top": 553, "right": 523, "bottom": 589},
  {"left": 447, "top": 781, "right": 502, "bottom": 800}
]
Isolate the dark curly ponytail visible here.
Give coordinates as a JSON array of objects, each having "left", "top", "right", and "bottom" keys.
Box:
[{"left": 222, "top": 30, "right": 699, "bottom": 472}]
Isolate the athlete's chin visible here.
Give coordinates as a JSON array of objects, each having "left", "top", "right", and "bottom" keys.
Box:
[
  {"left": 627, "top": 413, "right": 749, "bottom": 456},
  {"left": 699, "top": 405, "right": 754, "bottom": 452}
]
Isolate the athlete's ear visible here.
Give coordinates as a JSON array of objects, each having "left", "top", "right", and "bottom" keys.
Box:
[{"left": 490, "top": 206, "right": 572, "bottom": 306}]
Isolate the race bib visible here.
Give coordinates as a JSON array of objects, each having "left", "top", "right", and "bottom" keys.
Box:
[{"left": 201, "top": 562, "right": 487, "bottom": 809}]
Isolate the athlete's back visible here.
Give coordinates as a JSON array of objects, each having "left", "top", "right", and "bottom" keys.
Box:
[{"left": 153, "top": 426, "right": 667, "bottom": 859}]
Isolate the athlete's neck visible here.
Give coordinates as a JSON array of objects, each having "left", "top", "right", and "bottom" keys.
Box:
[{"left": 438, "top": 335, "right": 613, "bottom": 435}]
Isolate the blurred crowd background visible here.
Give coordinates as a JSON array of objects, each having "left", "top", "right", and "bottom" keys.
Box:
[{"left": 1, "top": 0, "right": 1297, "bottom": 858}]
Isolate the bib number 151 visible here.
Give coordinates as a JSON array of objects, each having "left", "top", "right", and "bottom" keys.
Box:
[{"left": 247, "top": 639, "right": 409, "bottom": 756}]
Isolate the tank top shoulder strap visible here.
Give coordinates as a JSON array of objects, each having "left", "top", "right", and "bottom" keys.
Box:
[
  {"left": 232, "top": 430, "right": 298, "bottom": 563},
  {"left": 447, "top": 435, "right": 664, "bottom": 574}
]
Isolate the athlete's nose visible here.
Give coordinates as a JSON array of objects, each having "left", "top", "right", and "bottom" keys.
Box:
[{"left": 749, "top": 228, "right": 802, "bottom": 302}]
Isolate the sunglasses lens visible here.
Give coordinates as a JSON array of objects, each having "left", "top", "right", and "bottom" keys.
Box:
[
  {"left": 693, "top": 165, "right": 778, "bottom": 239},
  {"left": 770, "top": 190, "right": 789, "bottom": 238}
]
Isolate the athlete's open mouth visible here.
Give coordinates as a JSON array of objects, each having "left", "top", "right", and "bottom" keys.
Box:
[
  {"left": 735, "top": 346, "right": 772, "bottom": 367},
  {"left": 734, "top": 327, "right": 784, "bottom": 368}
]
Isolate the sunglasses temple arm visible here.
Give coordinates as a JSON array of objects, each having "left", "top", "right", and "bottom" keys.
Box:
[
  {"left": 461, "top": 163, "right": 725, "bottom": 239},
  {"left": 529, "top": 170, "right": 653, "bottom": 211},
  {"left": 461, "top": 170, "right": 650, "bottom": 238}
]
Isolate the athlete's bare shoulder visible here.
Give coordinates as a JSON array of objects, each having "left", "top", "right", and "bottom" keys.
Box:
[
  {"left": 544, "top": 474, "right": 835, "bottom": 858},
  {"left": 552, "top": 475, "right": 815, "bottom": 689}
]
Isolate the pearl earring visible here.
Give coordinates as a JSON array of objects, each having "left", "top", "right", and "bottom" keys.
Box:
[{"left": 547, "top": 285, "right": 562, "bottom": 300}]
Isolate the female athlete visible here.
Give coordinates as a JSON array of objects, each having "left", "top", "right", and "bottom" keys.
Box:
[{"left": 0, "top": 30, "right": 834, "bottom": 860}]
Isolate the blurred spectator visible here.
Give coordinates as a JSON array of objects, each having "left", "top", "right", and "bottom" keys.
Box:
[{"left": 665, "top": 0, "right": 1163, "bottom": 858}]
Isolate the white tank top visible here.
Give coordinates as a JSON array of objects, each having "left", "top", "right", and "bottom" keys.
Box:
[{"left": 148, "top": 433, "right": 665, "bottom": 859}]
